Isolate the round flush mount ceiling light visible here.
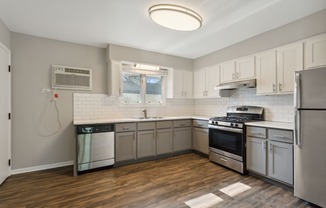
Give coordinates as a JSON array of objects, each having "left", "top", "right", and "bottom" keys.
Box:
[{"left": 149, "top": 4, "right": 203, "bottom": 31}]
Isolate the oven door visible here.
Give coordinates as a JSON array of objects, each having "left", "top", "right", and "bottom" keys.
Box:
[{"left": 209, "top": 125, "right": 244, "bottom": 158}]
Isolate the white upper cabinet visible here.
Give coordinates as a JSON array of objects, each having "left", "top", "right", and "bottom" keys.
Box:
[
  {"left": 256, "top": 42, "right": 303, "bottom": 95},
  {"left": 256, "top": 50, "right": 277, "bottom": 95},
  {"left": 277, "top": 42, "right": 303, "bottom": 93},
  {"left": 220, "top": 56, "right": 255, "bottom": 84},
  {"left": 183, "top": 70, "right": 193, "bottom": 98},
  {"left": 193, "top": 68, "right": 206, "bottom": 98},
  {"left": 304, "top": 33, "right": 326, "bottom": 70},
  {"left": 220, "top": 60, "right": 236, "bottom": 83},
  {"left": 206, "top": 65, "right": 220, "bottom": 97},
  {"left": 108, "top": 60, "right": 121, "bottom": 97},
  {"left": 193, "top": 65, "right": 222, "bottom": 99},
  {"left": 236, "top": 56, "right": 255, "bottom": 80},
  {"left": 167, "top": 69, "right": 193, "bottom": 99}
]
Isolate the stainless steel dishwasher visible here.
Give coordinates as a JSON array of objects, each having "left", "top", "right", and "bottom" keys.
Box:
[{"left": 77, "top": 124, "right": 115, "bottom": 172}]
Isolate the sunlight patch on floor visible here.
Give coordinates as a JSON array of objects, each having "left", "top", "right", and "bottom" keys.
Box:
[
  {"left": 219, "top": 182, "right": 251, "bottom": 197},
  {"left": 185, "top": 193, "right": 223, "bottom": 208}
]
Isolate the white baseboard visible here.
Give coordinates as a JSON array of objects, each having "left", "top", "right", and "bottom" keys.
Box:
[{"left": 11, "top": 161, "right": 74, "bottom": 175}]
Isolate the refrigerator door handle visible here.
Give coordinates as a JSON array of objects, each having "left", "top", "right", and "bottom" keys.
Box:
[
  {"left": 294, "top": 73, "right": 301, "bottom": 109},
  {"left": 295, "top": 110, "right": 301, "bottom": 146}
]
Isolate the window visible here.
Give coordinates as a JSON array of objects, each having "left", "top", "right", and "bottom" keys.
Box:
[{"left": 121, "top": 64, "right": 167, "bottom": 105}]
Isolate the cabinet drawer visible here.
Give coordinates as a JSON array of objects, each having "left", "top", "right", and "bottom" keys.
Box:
[
  {"left": 247, "top": 126, "right": 266, "bottom": 138},
  {"left": 268, "top": 129, "right": 293, "bottom": 143},
  {"left": 173, "top": 120, "right": 192, "bottom": 128},
  {"left": 193, "top": 120, "right": 208, "bottom": 128},
  {"left": 115, "top": 123, "right": 136, "bottom": 132},
  {"left": 156, "top": 121, "right": 172, "bottom": 129},
  {"left": 137, "top": 122, "right": 155, "bottom": 131}
]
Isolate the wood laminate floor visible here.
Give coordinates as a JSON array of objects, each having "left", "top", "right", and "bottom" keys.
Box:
[{"left": 0, "top": 153, "right": 318, "bottom": 208}]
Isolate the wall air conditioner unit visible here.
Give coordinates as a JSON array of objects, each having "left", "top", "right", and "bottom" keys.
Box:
[{"left": 52, "top": 65, "right": 92, "bottom": 90}]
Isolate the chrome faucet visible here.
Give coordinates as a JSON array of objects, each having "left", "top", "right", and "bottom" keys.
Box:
[{"left": 142, "top": 109, "right": 148, "bottom": 119}]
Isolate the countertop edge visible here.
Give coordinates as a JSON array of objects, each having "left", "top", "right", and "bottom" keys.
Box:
[
  {"left": 245, "top": 121, "right": 294, "bottom": 130},
  {"left": 74, "top": 116, "right": 210, "bottom": 125}
]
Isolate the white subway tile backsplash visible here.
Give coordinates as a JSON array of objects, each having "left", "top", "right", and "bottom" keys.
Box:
[{"left": 74, "top": 88, "right": 294, "bottom": 122}]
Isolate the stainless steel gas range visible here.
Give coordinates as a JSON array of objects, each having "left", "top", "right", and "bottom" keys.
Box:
[{"left": 208, "top": 106, "right": 264, "bottom": 174}]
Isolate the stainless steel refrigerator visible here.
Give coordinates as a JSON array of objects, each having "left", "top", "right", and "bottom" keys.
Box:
[{"left": 294, "top": 67, "right": 326, "bottom": 207}]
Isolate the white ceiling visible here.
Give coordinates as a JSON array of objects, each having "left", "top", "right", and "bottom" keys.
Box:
[{"left": 0, "top": 0, "right": 326, "bottom": 59}]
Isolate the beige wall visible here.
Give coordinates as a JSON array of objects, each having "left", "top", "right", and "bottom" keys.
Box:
[
  {"left": 194, "top": 9, "right": 326, "bottom": 69},
  {"left": 108, "top": 44, "right": 193, "bottom": 70},
  {"left": 0, "top": 19, "right": 10, "bottom": 49},
  {"left": 11, "top": 33, "right": 107, "bottom": 169}
]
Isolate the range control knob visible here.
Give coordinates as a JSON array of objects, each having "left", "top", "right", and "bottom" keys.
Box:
[
  {"left": 230, "top": 123, "right": 234, "bottom": 127},
  {"left": 214, "top": 121, "right": 218, "bottom": 125}
]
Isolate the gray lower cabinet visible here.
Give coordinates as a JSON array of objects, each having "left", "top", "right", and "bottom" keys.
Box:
[
  {"left": 173, "top": 127, "right": 192, "bottom": 151},
  {"left": 247, "top": 126, "right": 293, "bottom": 185},
  {"left": 157, "top": 128, "right": 173, "bottom": 154},
  {"left": 192, "top": 127, "right": 209, "bottom": 154},
  {"left": 192, "top": 120, "right": 209, "bottom": 154},
  {"left": 268, "top": 140, "right": 293, "bottom": 185},
  {"left": 137, "top": 130, "right": 156, "bottom": 158},
  {"left": 115, "top": 131, "right": 136, "bottom": 162},
  {"left": 247, "top": 136, "right": 267, "bottom": 175}
]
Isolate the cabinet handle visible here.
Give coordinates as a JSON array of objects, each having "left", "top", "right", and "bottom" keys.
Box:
[
  {"left": 180, "top": 123, "right": 186, "bottom": 126},
  {"left": 262, "top": 141, "right": 266, "bottom": 150},
  {"left": 273, "top": 84, "right": 276, "bottom": 92},
  {"left": 270, "top": 144, "right": 273, "bottom": 151},
  {"left": 220, "top": 158, "right": 228, "bottom": 162},
  {"left": 122, "top": 127, "right": 130, "bottom": 130},
  {"left": 273, "top": 135, "right": 287, "bottom": 139},
  {"left": 279, "top": 83, "right": 282, "bottom": 91},
  {"left": 133, "top": 133, "right": 135, "bottom": 139},
  {"left": 237, "top": 72, "right": 240, "bottom": 79},
  {"left": 119, "top": 88, "right": 122, "bottom": 96},
  {"left": 232, "top": 73, "right": 235, "bottom": 80}
]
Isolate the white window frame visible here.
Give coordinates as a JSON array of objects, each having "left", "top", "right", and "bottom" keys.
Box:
[{"left": 120, "top": 66, "right": 167, "bottom": 106}]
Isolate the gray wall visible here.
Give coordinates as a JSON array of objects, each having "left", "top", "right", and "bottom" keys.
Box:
[
  {"left": 108, "top": 44, "right": 193, "bottom": 70},
  {"left": 194, "top": 9, "right": 326, "bottom": 69},
  {"left": 0, "top": 19, "right": 11, "bottom": 50},
  {"left": 11, "top": 33, "right": 107, "bottom": 169}
]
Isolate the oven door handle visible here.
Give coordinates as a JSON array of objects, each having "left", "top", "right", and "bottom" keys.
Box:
[{"left": 208, "top": 125, "right": 243, "bottom": 133}]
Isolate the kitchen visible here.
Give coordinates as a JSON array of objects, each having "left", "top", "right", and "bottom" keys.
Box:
[{"left": 0, "top": 0, "right": 326, "bottom": 207}]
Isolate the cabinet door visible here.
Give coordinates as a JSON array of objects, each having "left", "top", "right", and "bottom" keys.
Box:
[
  {"left": 116, "top": 132, "right": 136, "bottom": 162},
  {"left": 236, "top": 56, "right": 255, "bottom": 80},
  {"left": 137, "top": 130, "right": 156, "bottom": 158},
  {"left": 183, "top": 70, "right": 193, "bottom": 98},
  {"left": 256, "top": 50, "right": 277, "bottom": 94},
  {"left": 108, "top": 60, "right": 121, "bottom": 97},
  {"left": 206, "top": 65, "right": 220, "bottom": 98},
  {"left": 268, "top": 141, "right": 293, "bottom": 185},
  {"left": 157, "top": 128, "right": 173, "bottom": 154},
  {"left": 192, "top": 127, "right": 209, "bottom": 154},
  {"left": 172, "top": 69, "right": 184, "bottom": 98},
  {"left": 305, "top": 33, "right": 326, "bottom": 69},
  {"left": 277, "top": 42, "right": 303, "bottom": 93},
  {"left": 193, "top": 69, "right": 206, "bottom": 98},
  {"left": 246, "top": 137, "right": 267, "bottom": 175},
  {"left": 173, "top": 127, "right": 192, "bottom": 151},
  {"left": 220, "top": 60, "right": 236, "bottom": 83}
]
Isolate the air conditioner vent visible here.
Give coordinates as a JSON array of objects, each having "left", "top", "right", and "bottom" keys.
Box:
[{"left": 52, "top": 65, "right": 92, "bottom": 90}]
